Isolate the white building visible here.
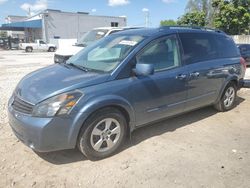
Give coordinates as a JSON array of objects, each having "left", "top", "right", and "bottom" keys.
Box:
[{"left": 1, "top": 9, "right": 127, "bottom": 42}]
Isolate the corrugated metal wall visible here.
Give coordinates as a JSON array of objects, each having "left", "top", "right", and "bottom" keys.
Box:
[
  {"left": 45, "top": 11, "right": 127, "bottom": 41},
  {"left": 232, "top": 35, "right": 250, "bottom": 44}
]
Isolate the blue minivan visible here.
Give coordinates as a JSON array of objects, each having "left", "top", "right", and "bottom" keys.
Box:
[{"left": 8, "top": 27, "right": 247, "bottom": 159}]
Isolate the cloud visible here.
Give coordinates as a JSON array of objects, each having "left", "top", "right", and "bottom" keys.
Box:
[
  {"left": 20, "top": 0, "right": 47, "bottom": 14},
  {"left": 162, "top": 0, "right": 176, "bottom": 3},
  {"left": 142, "top": 8, "right": 149, "bottom": 12},
  {"left": 91, "top": 8, "right": 97, "bottom": 12},
  {"left": 0, "top": 0, "right": 8, "bottom": 4},
  {"left": 108, "top": 0, "right": 130, "bottom": 7}
]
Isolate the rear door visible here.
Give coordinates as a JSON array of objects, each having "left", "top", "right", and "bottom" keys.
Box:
[
  {"left": 130, "top": 35, "right": 188, "bottom": 126},
  {"left": 178, "top": 32, "right": 225, "bottom": 110}
]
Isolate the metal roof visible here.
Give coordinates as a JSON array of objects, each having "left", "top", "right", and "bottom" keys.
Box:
[{"left": 0, "top": 19, "right": 42, "bottom": 31}]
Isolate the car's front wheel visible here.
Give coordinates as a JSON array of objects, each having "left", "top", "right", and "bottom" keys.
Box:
[
  {"left": 214, "top": 82, "right": 237, "bottom": 112},
  {"left": 78, "top": 108, "right": 127, "bottom": 160}
]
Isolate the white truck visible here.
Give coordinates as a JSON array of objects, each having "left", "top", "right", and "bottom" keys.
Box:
[
  {"left": 19, "top": 39, "right": 56, "bottom": 52},
  {"left": 54, "top": 27, "right": 127, "bottom": 63}
]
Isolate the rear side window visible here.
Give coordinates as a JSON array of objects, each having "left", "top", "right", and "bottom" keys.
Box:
[
  {"left": 215, "top": 35, "right": 239, "bottom": 58},
  {"left": 179, "top": 33, "right": 218, "bottom": 64}
]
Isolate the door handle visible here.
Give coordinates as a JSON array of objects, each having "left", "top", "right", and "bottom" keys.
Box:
[
  {"left": 176, "top": 74, "right": 187, "bottom": 80},
  {"left": 190, "top": 72, "right": 200, "bottom": 77}
]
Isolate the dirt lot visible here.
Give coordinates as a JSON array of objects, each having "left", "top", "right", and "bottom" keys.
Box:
[{"left": 0, "top": 50, "right": 250, "bottom": 188}]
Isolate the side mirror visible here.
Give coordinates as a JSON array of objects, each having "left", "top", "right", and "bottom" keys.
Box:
[{"left": 134, "top": 63, "right": 154, "bottom": 76}]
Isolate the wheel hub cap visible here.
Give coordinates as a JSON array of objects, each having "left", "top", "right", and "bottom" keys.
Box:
[
  {"left": 90, "top": 118, "right": 121, "bottom": 152},
  {"left": 224, "top": 87, "right": 235, "bottom": 108}
]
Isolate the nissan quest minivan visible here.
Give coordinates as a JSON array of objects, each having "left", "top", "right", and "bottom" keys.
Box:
[{"left": 8, "top": 27, "right": 248, "bottom": 160}]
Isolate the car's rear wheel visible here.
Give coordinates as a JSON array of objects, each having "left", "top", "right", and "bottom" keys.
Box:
[
  {"left": 25, "top": 47, "right": 33, "bottom": 52},
  {"left": 78, "top": 108, "right": 127, "bottom": 160},
  {"left": 48, "top": 47, "right": 55, "bottom": 52},
  {"left": 214, "top": 82, "right": 237, "bottom": 112}
]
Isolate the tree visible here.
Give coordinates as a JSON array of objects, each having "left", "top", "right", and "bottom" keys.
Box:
[
  {"left": 185, "top": 0, "right": 214, "bottom": 26},
  {"left": 212, "top": 0, "right": 250, "bottom": 34},
  {"left": 177, "top": 0, "right": 212, "bottom": 27},
  {"left": 186, "top": 0, "right": 210, "bottom": 14},
  {"left": 0, "top": 30, "right": 7, "bottom": 38},
  {"left": 177, "top": 11, "right": 206, "bottom": 26},
  {"left": 160, "top": 19, "right": 177, "bottom": 26}
]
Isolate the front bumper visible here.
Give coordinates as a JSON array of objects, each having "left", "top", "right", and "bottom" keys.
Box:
[{"left": 8, "top": 105, "right": 78, "bottom": 152}]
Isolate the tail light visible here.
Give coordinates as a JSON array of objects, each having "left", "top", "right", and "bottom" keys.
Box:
[{"left": 240, "top": 57, "right": 247, "bottom": 70}]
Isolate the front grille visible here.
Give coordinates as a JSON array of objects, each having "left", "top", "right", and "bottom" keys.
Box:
[{"left": 12, "top": 96, "right": 34, "bottom": 115}]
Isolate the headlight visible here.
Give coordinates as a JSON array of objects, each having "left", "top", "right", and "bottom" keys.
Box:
[{"left": 32, "top": 91, "right": 83, "bottom": 117}]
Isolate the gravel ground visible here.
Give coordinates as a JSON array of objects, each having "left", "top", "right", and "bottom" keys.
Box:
[{"left": 0, "top": 50, "right": 250, "bottom": 188}]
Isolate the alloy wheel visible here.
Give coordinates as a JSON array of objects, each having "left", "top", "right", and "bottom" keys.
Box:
[{"left": 90, "top": 118, "right": 121, "bottom": 152}]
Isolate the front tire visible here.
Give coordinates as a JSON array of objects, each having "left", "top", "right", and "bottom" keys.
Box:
[
  {"left": 214, "top": 82, "right": 237, "bottom": 112},
  {"left": 78, "top": 108, "right": 127, "bottom": 160}
]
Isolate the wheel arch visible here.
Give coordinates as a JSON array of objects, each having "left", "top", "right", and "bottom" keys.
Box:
[
  {"left": 215, "top": 76, "right": 238, "bottom": 104},
  {"left": 68, "top": 95, "right": 136, "bottom": 148}
]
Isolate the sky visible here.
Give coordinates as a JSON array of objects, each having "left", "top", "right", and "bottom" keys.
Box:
[{"left": 0, "top": 0, "right": 188, "bottom": 27}]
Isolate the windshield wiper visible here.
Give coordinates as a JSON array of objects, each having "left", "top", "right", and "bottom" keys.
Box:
[{"left": 67, "top": 63, "right": 89, "bottom": 72}]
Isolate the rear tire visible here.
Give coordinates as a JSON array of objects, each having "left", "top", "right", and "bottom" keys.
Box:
[
  {"left": 48, "top": 47, "right": 55, "bottom": 52},
  {"left": 77, "top": 108, "right": 127, "bottom": 160},
  {"left": 214, "top": 82, "right": 237, "bottom": 112},
  {"left": 25, "top": 47, "right": 32, "bottom": 52}
]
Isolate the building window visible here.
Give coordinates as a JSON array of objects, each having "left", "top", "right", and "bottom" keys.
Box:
[{"left": 111, "top": 22, "right": 118, "bottom": 27}]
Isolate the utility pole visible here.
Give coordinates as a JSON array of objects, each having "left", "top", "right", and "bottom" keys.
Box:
[{"left": 142, "top": 8, "right": 150, "bottom": 27}]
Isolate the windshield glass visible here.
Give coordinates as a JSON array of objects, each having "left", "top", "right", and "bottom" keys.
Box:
[
  {"left": 67, "top": 34, "right": 145, "bottom": 73},
  {"left": 77, "top": 29, "right": 109, "bottom": 46}
]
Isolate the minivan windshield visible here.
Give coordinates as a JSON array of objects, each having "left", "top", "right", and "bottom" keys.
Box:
[
  {"left": 67, "top": 35, "right": 145, "bottom": 73},
  {"left": 76, "top": 29, "right": 109, "bottom": 47}
]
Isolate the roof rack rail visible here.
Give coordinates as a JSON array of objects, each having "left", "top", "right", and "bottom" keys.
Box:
[{"left": 160, "top": 25, "right": 225, "bottom": 33}]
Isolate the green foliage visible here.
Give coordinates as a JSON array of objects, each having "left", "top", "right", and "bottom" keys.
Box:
[
  {"left": 0, "top": 31, "right": 7, "bottom": 38},
  {"left": 160, "top": 19, "right": 177, "bottom": 26},
  {"left": 186, "top": 0, "right": 211, "bottom": 13},
  {"left": 160, "top": 0, "right": 250, "bottom": 34},
  {"left": 177, "top": 11, "right": 206, "bottom": 26},
  {"left": 212, "top": 0, "right": 250, "bottom": 34}
]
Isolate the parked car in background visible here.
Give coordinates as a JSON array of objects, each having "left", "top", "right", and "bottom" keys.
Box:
[
  {"left": 237, "top": 44, "right": 250, "bottom": 66},
  {"left": 0, "top": 38, "right": 8, "bottom": 50},
  {"left": 0, "top": 37, "right": 19, "bottom": 50},
  {"left": 54, "top": 27, "right": 139, "bottom": 63},
  {"left": 19, "top": 39, "right": 56, "bottom": 52},
  {"left": 8, "top": 26, "right": 248, "bottom": 160}
]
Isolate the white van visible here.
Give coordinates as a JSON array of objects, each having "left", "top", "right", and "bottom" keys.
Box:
[{"left": 54, "top": 27, "right": 125, "bottom": 63}]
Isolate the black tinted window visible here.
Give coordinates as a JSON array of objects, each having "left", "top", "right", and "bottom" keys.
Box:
[
  {"left": 39, "top": 41, "right": 46, "bottom": 44},
  {"left": 179, "top": 33, "right": 218, "bottom": 64},
  {"left": 239, "top": 45, "right": 250, "bottom": 56},
  {"left": 215, "top": 35, "right": 239, "bottom": 58}
]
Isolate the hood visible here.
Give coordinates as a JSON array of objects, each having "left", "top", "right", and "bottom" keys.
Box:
[
  {"left": 55, "top": 45, "right": 83, "bottom": 56},
  {"left": 15, "top": 64, "right": 110, "bottom": 104}
]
